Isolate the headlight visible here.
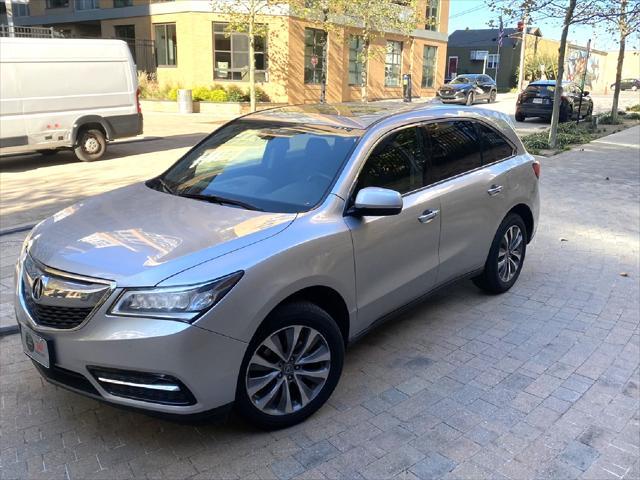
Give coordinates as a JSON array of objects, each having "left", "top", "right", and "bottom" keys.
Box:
[
  {"left": 19, "top": 228, "right": 35, "bottom": 262},
  {"left": 109, "top": 271, "right": 243, "bottom": 321}
]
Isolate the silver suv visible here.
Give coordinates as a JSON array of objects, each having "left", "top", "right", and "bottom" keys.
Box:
[{"left": 15, "top": 104, "right": 540, "bottom": 428}]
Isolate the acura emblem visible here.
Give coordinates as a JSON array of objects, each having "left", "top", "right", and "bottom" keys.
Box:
[{"left": 31, "top": 276, "right": 45, "bottom": 301}]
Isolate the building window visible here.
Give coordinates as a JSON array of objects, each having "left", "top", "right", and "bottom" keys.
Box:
[
  {"left": 2, "top": 2, "right": 30, "bottom": 15},
  {"left": 470, "top": 50, "right": 489, "bottom": 61},
  {"left": 113, "top": 0, "right": 133, "bottom": 7},
  {"left": 425, "top": 0, "right": 439, "bottom": 31},
  {"left": 487, "top": 53, "right": 500, "bottom": 69},
  {"left": 46, "top": 0, "right": 69, "bottom": 8},
  {"left": 384, "top": 40, "right": 402, "bottom": 87},
  {"left": 421, "top": 45, "right": 437, "bottom": 88},
  {"left": 213, "top": 23, "right": 267, "bottom": 82},
  {"left": 304, "top": 28, "right": 327, "bottom": 84},
  {"left": 155, "top": 23, "right": 177, "bottom": 67},
  {"left": 75, "top": 0, "right": 99, "bottom": 9},
  {"left": 348, "top": 35, "right": 365, "bottom": 86}
]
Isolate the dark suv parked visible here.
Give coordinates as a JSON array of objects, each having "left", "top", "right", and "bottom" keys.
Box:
[
  {"left": 515, "top": 80, "right": 593, "bottom": 123},
  {"left": 611, "top": 78, "right": 640, "bottom": 91}
]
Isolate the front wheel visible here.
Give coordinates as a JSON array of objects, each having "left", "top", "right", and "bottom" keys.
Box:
[
  {"left": 236, "top": 301, "right": 344, "bottom": 429},
  {"left": 74, "top": 129, "right": 106, "bottom": 162},
  {"left": 488, "top": 90, "right": 497, "bottom": 103},
  {"left": 473, "top": 213, "right": 527, "bottom": 294},
  {"left": 466, "top": 92, "right": 475, "bottom": 106}
]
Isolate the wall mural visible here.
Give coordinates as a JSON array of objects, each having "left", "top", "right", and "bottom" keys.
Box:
[{"left": 565, "top": 47, "right": 602, "bottom": 89}]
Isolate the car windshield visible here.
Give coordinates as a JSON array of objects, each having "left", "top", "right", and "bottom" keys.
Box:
[
  {"left": 450, "top": 76, "right": 474, "bottom": 84},
  {"left": 152, "top": 119, "right": 363, "bottom": 213}
]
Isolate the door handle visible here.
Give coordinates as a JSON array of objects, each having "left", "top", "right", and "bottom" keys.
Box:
[
  {"left": 487, "top": 185, "right": 503, "bottom": 196},
  {"left": 418, "top": 209, "right": 439, "bottom": 224}
]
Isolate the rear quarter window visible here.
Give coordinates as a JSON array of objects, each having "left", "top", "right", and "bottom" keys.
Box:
[{"left": 477, "top": 123, "right": 515, "bottom": 164}]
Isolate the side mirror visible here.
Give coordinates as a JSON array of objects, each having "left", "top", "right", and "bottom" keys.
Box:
[
  {"left": 351, "top": 187, "right": 403, "bottom": 216},
  {"left": 582, "top": 91, "right": 590, "bottom": 96}
]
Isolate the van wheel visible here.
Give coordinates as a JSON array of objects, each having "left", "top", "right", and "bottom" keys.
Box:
[
  {"left": 74, "top": 129, "right": 106, "bottom": 162},
  {"left": 236, "top": 301, "right": 344, "bottom": 429},
  {"left": 473, "top": 213, "right": 527, "bottom": 294}
]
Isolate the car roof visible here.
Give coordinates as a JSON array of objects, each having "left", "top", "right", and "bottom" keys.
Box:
[{"left": 243, "top": 102, "right": 516, "bottom": 132}]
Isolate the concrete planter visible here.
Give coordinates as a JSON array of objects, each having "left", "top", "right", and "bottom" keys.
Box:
[{"left": 141, "top": 99, "right": 285, "bottom": 115}]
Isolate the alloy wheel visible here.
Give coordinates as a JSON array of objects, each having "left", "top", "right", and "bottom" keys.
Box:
[
  {"left": 497, "top": 225, "right": 524, "bottom": 283},
  {"left": 245, "top": 325, "right": 331, "bottom": 416},
  {"left": 83, "top": 135, "right": 101, "bottom": 154}
]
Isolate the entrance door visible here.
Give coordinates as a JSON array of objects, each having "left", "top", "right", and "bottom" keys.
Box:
[{"left": 448, "top": 56, "right": 458, "bottom": 79}]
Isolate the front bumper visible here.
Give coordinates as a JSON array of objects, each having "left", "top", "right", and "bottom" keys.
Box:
[
  {"left": 438, "top": 91, "right": 466, "bottom": 104},
  {"left": 15, "top": 265, "right": 247, "bottom": 416}
]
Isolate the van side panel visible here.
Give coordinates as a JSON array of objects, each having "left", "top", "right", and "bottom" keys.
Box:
[{"left": 0, "top": 63, "right": 28, "bottom": 152}]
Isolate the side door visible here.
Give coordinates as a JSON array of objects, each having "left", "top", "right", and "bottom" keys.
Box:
[
  {"left": 345, "top": 126, "right": 442, "bottom": 334},
  {"left": 423, "top": 120, "right": 514, "bottom": 285},
  {"left": 0, "top": 62, "right": 27, "bottom": 155}
]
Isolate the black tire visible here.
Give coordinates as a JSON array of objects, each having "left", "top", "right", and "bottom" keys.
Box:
[
  {"left": 585, "top": 105, "right": 593, "bottom": 119},
  {"left": 39, "top": 149, "right": 59, "bottom": 156},
  {"left": 466, "top": 91, "right": 475, "bottom": 106},
  {"left": 74, "top": 129, "right": 107, "bottom": 162},
  {"left": 235, "top": 301, "right": 345, "bottom": 429},
  {"left": 472, "top": 213, "right": 527, "bottom": 294},
  {"left": 488, "top": 90, "right": 497, "bottom": 103},
  {"left": 559, "top": 105, "right": 572, "bottom": 123},
  {"left": 515, "top": 111, "right": 526, "bottom": 122}
]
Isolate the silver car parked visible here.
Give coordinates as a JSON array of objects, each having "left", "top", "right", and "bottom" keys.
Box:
[{"left": 15, "top": 103, "right": 540, "bottom": 428}]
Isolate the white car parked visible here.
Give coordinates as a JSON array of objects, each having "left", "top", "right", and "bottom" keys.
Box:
[{"left": 0, "top": 37, "right": 142, "bottom": 162}]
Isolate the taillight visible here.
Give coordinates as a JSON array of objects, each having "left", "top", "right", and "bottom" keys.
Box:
[
  {"left": 136, "top": 87, "right": 142, "bottom": 114},
  {"left": 532, "top": 161, "right": 541, "bottom": 179}
]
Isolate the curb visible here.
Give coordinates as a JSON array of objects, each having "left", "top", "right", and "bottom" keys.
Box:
[
  {"left": 0, "top": 325, "right": 19, "bottom": 337},
  {"left": 0, "top": 223, "right": 36, "bottom": 237}
]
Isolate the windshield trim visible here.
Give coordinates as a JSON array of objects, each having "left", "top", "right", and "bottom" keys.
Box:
[{"left": 148, "top": 117, "right": 365, "bottom": 214}]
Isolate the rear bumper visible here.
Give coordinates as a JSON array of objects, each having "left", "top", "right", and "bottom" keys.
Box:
[
  {"left": 516, "top": 103, "right": 553, "bottom": 118},
  {"left": 108, "top": 112, "right": 143, "bottom": 139}
]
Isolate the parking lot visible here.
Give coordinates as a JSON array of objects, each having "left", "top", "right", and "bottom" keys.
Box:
[{"left": 0, "top": 103, "right": 638, "bottom": 479}]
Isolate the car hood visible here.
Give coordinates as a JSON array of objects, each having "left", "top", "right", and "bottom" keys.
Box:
[
  {"left": 28, "top": 183, "right": 296, "bottom": 286},
  {"left": 440, "top": 83, "right": 472, "bottom": 91}
]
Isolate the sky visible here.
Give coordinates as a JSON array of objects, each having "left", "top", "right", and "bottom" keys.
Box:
[{"left": 447, "top": 0, "right": 636, "bottom": 52}]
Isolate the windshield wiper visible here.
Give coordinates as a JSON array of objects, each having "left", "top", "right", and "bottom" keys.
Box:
[{"left": 177, "top": 192, "right": 264, "bottom": 211}]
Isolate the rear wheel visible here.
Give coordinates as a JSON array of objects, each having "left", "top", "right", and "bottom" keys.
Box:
[
  {"left": 473, "top": 213, "right": 527, "bottom": 294},
  {"left": 559, "top": 105, "right": 572, "bottom": 122},
  {"left": 236, "top": 301, "right": 344, "bottom": 429},
  {"left": 74, "top": 129, "right": 106, "bottom": 162},
  {"left": 466, "top": 91, "right": 475, "bottom": 106},
  {"left": 515, "top": 111, "right": 526, "bottom": 122}
]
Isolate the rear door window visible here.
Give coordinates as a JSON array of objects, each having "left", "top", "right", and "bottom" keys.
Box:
[
  {"left": 422, "top": 121, "right": 482, "bottom": 184},
  {"left": 477, "top": 123, "right": 514, "bottom": 164}
]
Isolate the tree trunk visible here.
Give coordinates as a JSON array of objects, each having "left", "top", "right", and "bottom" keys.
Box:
[
  {"left": 611, "top": 0, "right": 627, "bottom": 123},
  {"left": 549, "top": 0, "right": 576, "bottom": 149},
  {"left": 248, "top": 15, "right": 256, "bottom": 113},
  {"left": 361, "top": 39, "right": 370, "bottom": 102}
]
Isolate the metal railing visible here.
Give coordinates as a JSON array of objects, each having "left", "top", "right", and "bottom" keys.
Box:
[{"left": 0, "top": 25, "right": 63, "bottom": 38}]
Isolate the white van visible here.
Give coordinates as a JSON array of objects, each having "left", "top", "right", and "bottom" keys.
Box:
[{"left": 0, "top": 37, "right": 142, "bottom": 162}]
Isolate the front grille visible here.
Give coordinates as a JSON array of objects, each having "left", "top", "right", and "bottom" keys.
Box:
[
  {"left": 20, "top": 255, "right": 113, "bottom": 330},
  {"left": 23, "top": 283, "right": 94, "bottom": 329},
  {"left": 88, "top": 367, "right": 196, "bottom": 406}
]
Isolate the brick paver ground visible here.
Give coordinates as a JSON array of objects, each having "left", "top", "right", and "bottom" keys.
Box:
[{"left": 0, "top": 127, "right": 638, "bottom": 480}]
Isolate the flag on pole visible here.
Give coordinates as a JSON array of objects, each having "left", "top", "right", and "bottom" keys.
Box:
[{"left": 498, "top": 16, "right": 504, "bottom": 47}]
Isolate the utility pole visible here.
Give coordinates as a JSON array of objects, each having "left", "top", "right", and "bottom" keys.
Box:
[
  {"left": 517, "top": 13, "right": 528, "bottom": 91},
  {"left": 6, "top": 0, "right": 15, "bottom": 37},
  {"left": 495, "top": 15, "right": 503, "bottom": 88}
]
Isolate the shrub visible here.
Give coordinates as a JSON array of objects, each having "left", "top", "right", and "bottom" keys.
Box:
[
  {"left": 598, "top": 112, "right": 623, "bottom": 125},
  {"left": 207, "top": 89, "right": 229, "bottom": 102},
  {"left": 627, "top": 104, "right": 640, "bottom": 112},
  {"left": 522, "top": 122, "right": 595, "bottom": 154},
  {"left": 191, "top": 86, "right": 211, "bottom": 102},
  {"left": 167, "top": 87, "right": 179, "bottom": 101},
  {"left": 626, "top": 112, "right": 640, "bottom": 120},
  {"left": 252, "top": 86, "right": 271, "bottom": 102},
  {"left": 226, "top": 85, "right": 248, "bottom": 102}
]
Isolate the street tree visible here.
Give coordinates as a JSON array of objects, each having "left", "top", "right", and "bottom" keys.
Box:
[
  {"left": 489, "top": 0, "right": 598, "bottom": 148},
  {"left": 597, "top": 0, "right": 640, "bottom": 123},
  {"left": 209, "top": 0, "right": 288, "bottom": 112},
  {"left": 299, "top": 0, "right": 419, "bottom": 102}
]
